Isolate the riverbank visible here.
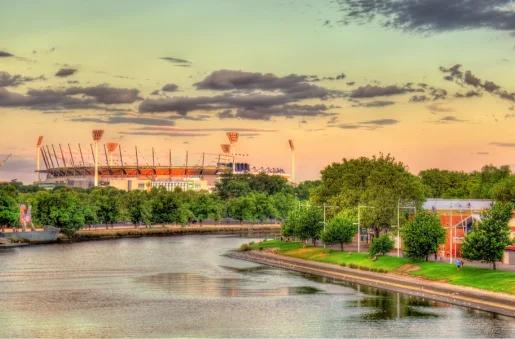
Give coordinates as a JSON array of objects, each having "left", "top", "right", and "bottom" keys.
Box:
[
  {"left": 230, "top": 241, "right": 515, "bottom": 318},
  {"left": 60, "top": 224, "right": 281, "bottom": 242}
]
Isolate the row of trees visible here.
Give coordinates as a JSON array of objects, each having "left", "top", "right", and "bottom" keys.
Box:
[
  {"left": 0, "top": 173, "right": 299, "bottom": 236},
  {"left": 281, "top": 203, "right": 512, "bottom": 269}
]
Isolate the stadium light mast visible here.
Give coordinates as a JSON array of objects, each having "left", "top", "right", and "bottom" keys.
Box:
[
  {"left": 92, "top": 130, "right": 105, "bottom": 187},
  {"left": 226, "top": 132, "right": 239, "bottom": 173},
  {"left": 288, "top": 139, "right": 295, "bottom": 184},
  {"left": 107, "top": 142, "right": 118, "bottom": 166},
  {"left": 36, "top": 136, "right": 43, "bottom": 182}
]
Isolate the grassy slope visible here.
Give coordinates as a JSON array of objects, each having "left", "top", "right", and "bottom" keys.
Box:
[{"left": 249, "top": 240, "right": 515, "bottom": 294}]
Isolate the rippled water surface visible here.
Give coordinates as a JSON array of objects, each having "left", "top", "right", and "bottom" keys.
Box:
[{"left": 0, "top": 234, "right": 514, "bottom": 338}]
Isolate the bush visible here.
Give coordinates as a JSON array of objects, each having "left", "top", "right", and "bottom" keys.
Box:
[
  {"left": 259, "top": 246, "right": 263, "bottom": 251},
  {"left": 239, "top": 243, "right": 250, "bottom": 252},
  {"left": 349, "top": 263, "right": 358, "bottom": 269},
  {"left": 340, "top": 262, "right": 346, "bottom": 267},
  {"left": 249, "top": 241, "right": 255, "bottom": 245},
  {"left": 359, "top": 266, "right": 370, "bottom": 271},
  {"left": 369, "top": 234, "right": 395, "bottom": 256}
]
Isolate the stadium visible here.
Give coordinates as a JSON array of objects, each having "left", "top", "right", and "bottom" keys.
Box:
[{"left": 35, "top": 131, "right": 293, "bottom": 191}]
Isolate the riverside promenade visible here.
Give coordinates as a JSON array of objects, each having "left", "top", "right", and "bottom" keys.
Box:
[{"left": 230, "top": 250, "right": 515, "bottom": 318}]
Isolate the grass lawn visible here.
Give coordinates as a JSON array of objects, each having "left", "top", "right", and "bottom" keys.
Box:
[{"left": 248, "top": 240, "right": 515, "bottom": 295}]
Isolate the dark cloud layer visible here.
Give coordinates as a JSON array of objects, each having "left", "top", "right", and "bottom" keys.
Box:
[
  {"left": 162, "top": 84, "right": 179, "bottom": 92},
  {"left": 139, "top": 69, "right": 341, "bottom": 120},
  {"left": 0, "top": 51, "right": 14, "bottom": 57},
  {"left": 336, "top": 0, "right": 515, "bottom": 34},
  {"left": 337, "top": 119, "right": 399, "bottom": 130},
  {"left": 69, "top": 116, "right": 176, "bottom": 126},
  {"left": 350, "top": 85, "right": 407, "bottom": 98},
  {"left": 0, "top": 85, "right": 140, "bottom": 110},
  {"left": 0, "top": 71, "right": 45, "bottom": 87},
  {"left": 55, "top": 68, "right": 77, "bottom": 77},
  {"left": 160, "top": 57, "right": 191, "bottom": 66}
]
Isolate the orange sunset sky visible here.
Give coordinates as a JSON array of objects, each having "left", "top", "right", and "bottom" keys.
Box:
[{"left": 2, "top": 0, "right": 515, "bottom": 183}]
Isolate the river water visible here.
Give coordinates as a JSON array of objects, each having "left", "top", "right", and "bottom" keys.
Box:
[{"left": 0, "top": 234, "right": 514, "bottom": 338}]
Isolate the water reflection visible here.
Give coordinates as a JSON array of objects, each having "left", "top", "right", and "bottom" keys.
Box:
[
  {"left": 136, "top": 272, "right": 324, "bottom": 297},
  {"left": 0, "top": 234, "right": 514, "bottom": 338}
]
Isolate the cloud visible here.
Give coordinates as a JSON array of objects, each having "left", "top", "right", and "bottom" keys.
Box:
[
  {"left": 151, "top": 90, "right": 160, "bottom": 95},
  {"left": 336, "top": 1, "right": 515, "bottom": 34},
  {"left": 430, "top": 116, "right": 469, "bottom": 124},
  {"left": 131, "top": 126, "right": 277, "bottom": 133},
  {"left": 0, "top": 71, "right": 45, "bottom": 87},
  {"left": 427, "top": 103, "right": 454, "bottom": 112},
  {"left": 490, "top": 142, "right": 515, "bottom": 148},
  {"left": 160, "top": 57, "right": 191, "bottom": 65},
  {"left": 162, "top": 84, "right": 179, "bottom": 92},
  {"left": 350, "top": 85, "right": 408, "bottom": 98},
  {"left": 64, "top": 85, "right": 141, "bottom": 104},
  {"left": 455, "top": 90, "right": 481, "bottom": 98},
  {"left": 55, "top": 68, "right": 77, "bottom": 77},
  {"left": 336, "top": 119, "right": 399, "bottom": 130},
  {"left": 69, "top": 115, "right": 176, "bottom": 126},
  {"left": 347, "top": 82, "right": 355, "bottom": 86},
  {"left": 477, "top": 152, "right": 489, "bottom": 155},
  {"left": 0, "top": 85, "right": 141, "bottom": 110},
  {"left": 364, "top": 100, "right": 395, "bottom": 107},
  {"left": 120, "top": 131, "right": 209, "bottom": 137},
  {"left": 0, "top": 51, "right": 14, "bottom": 57}
]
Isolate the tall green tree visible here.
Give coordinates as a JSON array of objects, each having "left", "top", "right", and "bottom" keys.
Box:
[
  {"left": 461, "top": 202, "right": 514, "bottom": 270},
  {"left": 295, "top": 180, "right": 321, "bottom": 201},
  {"left": 32, "top": 190, "right": 85, "bottom": 236},
  {"left": 321, "top": 215, "right": 356, "bottom": 251},
  {"left": 401, "top": 211, "right": 446, "bottom": 261},
  {"left": 90, "top": 187, "right": 123, "bottom": 228},
  {"left": 312, "top": 154, "right": 425, "bottom": 237},
  {"left": 125, "top": 190, "right": 152, "bottom": 227},
  {"left": 228, "top": 196, "right": 256, "bottom": 224},
  {"left": 296, "top": 205, "right": 324, "bottom": 246},
  {"left": 0, "top": 190, "right": 18, "bottom": 229},
  {"left": 282, "top": 208, "right": 301, "bottom": 238}
]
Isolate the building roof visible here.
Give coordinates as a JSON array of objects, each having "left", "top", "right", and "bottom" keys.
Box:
[{"left": 423, "top": 199, "right": 493, "bottom": 211}]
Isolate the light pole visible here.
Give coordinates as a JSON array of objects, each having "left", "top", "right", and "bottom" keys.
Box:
[
  {"left": 357, "top": 205, "right": 374, "bottom": 253},
  {"left": 226, "top": 132, "right": 239, "bottom": 174},
  {"left": 92, "top": 130, "right": 105, "bottom": 187},
  {"left": 397, "top": 200, "right": 417, "bottom": 258},
  {"left": 322, "top": 203, "right": 339, "bottom": 248},
  {"left": 288, "top": 139, "right": 295, "bottom": 184},
  {"left": 36, "top": 136, "right": 43, "bottom": 182}
]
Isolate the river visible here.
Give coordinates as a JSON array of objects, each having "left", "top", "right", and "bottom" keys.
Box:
[{"left": 0, "top": 234, "right": 514, "bottom": 338}]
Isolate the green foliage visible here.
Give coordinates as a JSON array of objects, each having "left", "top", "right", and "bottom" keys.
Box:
[
  {"left": 295, "top": 180, "right": 321, "bottom": 201},
  {"left": 402, "top": 211, "right": 446, "bottom": 261},
  {"left": 296, "top": 205, "right": 324, "bottom": 245},
  {"left": 369, "top": 234, "right": 394, "bottom": 256},
  {"left": 461, "top": 202, "right": 514, "bottom": 270},
  {"left": 32, "top": 190, "right": 85, "bottom": 237},
  {"left": 321, "top": 215, "right": 357, "bottom": 251},
  {"left": 239, "top": 243, "right": 251, "bottom": 251},
  {"left": 125, "top": 190, "right": 152, "bottom": 227},
  {"left": 311, "top": 154, "right": 425, "bottom": 237},
  {"left": 0, "top": 190, "right": 18, "bottom": 227}
]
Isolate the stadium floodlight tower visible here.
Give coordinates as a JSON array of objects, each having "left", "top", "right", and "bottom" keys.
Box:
[
  {"left": 226, "top": 132, "right": 239, "bottom": 173},
  {"left": 221, "top": 144, "right": 231, "bottom": 155},
  {"left": 92, "top": 129, "right": 105, "bottom": 186},
  {"left": 107, "top": 142, "right": 118, "bottom": 166},
  {"left": 288, "top": 139, "right": 295, "bottom": 184},
  {"left": 36, "top": 136, "right": 43, "bottom": 182}
]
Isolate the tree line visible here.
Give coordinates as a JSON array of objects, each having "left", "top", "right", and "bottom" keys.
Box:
[{"left": 0, "top": 173, "right": 297, "bottom": 236}]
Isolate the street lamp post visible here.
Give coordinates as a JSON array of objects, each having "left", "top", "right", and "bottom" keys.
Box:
[{"left": 357, "top": 205, "right": 374, "bottom": 253}]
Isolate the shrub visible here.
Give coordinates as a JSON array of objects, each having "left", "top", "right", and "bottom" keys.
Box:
[
  {"left": 349, "top": 263, "right": 358, "bottom": 269},
  {"left": 259, "top": 246, "right": 263, "bottom": 251},
  {"left": 340, "top": 262, "right": 346, "bottom": 267},
  {"left": 249, "top": 241, "right": 255, "bottom": 245},
  {"left": 359, "top": 266, "right": 370, "bottom": 271},
  {"left": 369, "top": 235, "right": 395, "bottom": 256},
  {"left": 239, "top": 243, "right": 250, "bottom": 252}
]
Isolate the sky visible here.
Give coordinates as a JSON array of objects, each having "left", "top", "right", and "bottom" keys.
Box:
[{"left": 2, "top": 0, "right": 515, "bottom": 184}]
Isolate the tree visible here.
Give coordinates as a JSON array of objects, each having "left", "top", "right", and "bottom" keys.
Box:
[
  {"left": 228, "top": 196, "right": 256, "bottom": 224},
  {"left": 90, "top": 187, "right": 123, "bottom": 228},
  {"left": 311, "top": 154, "right": 425, "bottom": 237},
  {"left": 32, "top": 190, "right": 85, "bottom": 237},
  {"left": 252, "top": 192, "right": 278, "bottom": 223},
  {"left": 296, "top": 205, "right": 323, "bottom": 246},
  {"left": 461, "top": 202, "right": 514, "bottom": 270},
  {"left": 321, "top": 215, "right": 356, "bottom": 251},
  {"left": 295, "top": 180, "right": 321, "bottom": 201},
  {"left": 401, "top": 211, "right": 446, "bottom": 261},
  {"left": 369, "top": 234, "right": 394, "bottom": 256},
  {"left": 269, "top": 192, "right": 295, "bottom": 221},
  {"left": 282, "top": 208, "right": 301, "bottom": 238},
  {"left": 0, "top": 190, "right": 18, "bottom": 229},
  {"left": 125, "top": 190, "right": 152, "bottom": 227}
]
